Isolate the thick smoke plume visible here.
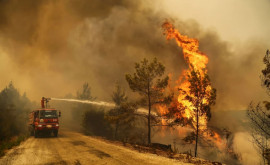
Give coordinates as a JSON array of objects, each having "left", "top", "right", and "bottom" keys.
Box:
[
  {"left": 0, "top": 0, "right": 267, "bottom": 111},
  {"left": 0, "top": 0, "right": 268, "bottom": 164}
]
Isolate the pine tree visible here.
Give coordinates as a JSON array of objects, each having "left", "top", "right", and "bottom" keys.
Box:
[{"left": 126, "top": 58, "right": 170, "bottom": 144}]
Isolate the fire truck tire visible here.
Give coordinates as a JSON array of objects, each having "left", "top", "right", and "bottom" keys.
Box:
[
  {"left": 53, "top": 130, "right": 58, "bottom": 137},
  {"left": 34, "top": 130, "right": 39, "bottom": 138}
]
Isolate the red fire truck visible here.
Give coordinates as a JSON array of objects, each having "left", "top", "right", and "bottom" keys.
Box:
[{"left": 29, "top": 97, "right": 61, "bottom": 138}]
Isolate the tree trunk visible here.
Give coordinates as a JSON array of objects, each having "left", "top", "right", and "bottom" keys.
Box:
[
  {"left": 194, "top": 107, "right": 199, "bottom": 157},
  {"left": 147, "top": 80, "right": 151, "bottom": 145},
  {"left": 115, "top": 121, "right": 119, "bottom": 140}
]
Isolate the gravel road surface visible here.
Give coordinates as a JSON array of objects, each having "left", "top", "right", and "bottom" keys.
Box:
[{"left": 0, "top": 131, "right": 191, "bottom": 165}]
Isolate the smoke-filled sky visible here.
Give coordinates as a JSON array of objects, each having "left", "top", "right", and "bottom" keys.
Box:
[{"left": 0, "top": 0, "right": 269, "bottom": 111}]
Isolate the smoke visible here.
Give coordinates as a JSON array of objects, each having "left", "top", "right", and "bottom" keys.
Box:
[
  {"left": 0, "top": 0, "right": 267, "bottom": 112},
  {"left": 0, "top": 0, "right": 183, "bottom": 102},
  {"left": 0, "top": 0, "right": 268, "bottom": 163},
  {"left": 233, "top": 132, "right": 262, "bottom": 165}
]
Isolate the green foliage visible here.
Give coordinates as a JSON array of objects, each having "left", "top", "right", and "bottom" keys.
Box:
[
  {"left": 106, "top": 102, "right": 137, "bottom": 141},
  {"left": 0, "top": 82, "right": 32, "bottom": 141},
  {"left": 111, "top": 83, "right": 127, "bottom": 106},
  {"left": 0, "top": 135, "right": 27, "bottom": 157},
  {"left": 247, "top": 49, "right": 270, "bottom": 163},
  {"left": 125, "top": 57, "right": 170, "bottom": 144},
  {"left": 106, "top": 84, "right": 128, "bottom": 139},
  {"left": 262, "top": 49, "right": 270, "bottom": 90},
  {"left": 106, "top": 84, "right": 148, "bottom": 143},
  {"left": 72, "top": 82, "right": 95, "bottom": 123},
  {"left": 77, "top": 82, "right": 95, "bottom": 100},
  {"left": 82, "top": 108, "right": 113, "bottom": 138},
  {"left": 74, "top": 82, "right": 113, "bottom": 138},
  {"left": 126, "top": 58, "right": 169, "bottom": 104},
  {"left": 106, "top": 103, "right": 136, "bottom": 125}
]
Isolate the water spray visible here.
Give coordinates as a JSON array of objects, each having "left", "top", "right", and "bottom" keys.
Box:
[
  {"left": 50, "top": 98, "right": 154, "bottom": 116},
  {"left": 51, "top": 98, "right": 116, "bottom": 107}
]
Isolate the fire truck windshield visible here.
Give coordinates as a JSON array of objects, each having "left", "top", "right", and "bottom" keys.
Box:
[{"left": 40, "top": 110, "right": 58, "bottom": 118}]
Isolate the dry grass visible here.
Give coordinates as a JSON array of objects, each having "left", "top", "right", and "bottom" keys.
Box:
[{"left": 0, "top": 135, "right": 27, "bottom": 157}]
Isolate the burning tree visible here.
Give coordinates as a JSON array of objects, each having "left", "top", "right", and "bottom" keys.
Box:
[
  {"left": 162, "top": 21, "right": 216, "bottom": 157},
  {"left": 180, "top": 68, "right": 216, "bottom": 157},
  {"left": 247, "top": 49, "right": 270, "bottom": 164},
  {"left": 126, "top": 58, "right": 170, "bottom": 144}
]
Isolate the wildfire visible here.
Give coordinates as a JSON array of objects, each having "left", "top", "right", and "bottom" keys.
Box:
[
  {"left": 159, "top": 21, "right": 224, "bottom": 150},
  {"left": 157, "top": 105, "right": 169, "bottom": 126},
  {"left": 161, "top": 21, "right": 212, "bottom": 131},
  {"left": 162, "top": 21, "right": 208, "bottom": 73}
]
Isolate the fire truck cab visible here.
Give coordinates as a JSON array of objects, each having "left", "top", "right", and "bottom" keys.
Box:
[{"left": 28, "top": 97, "right": 61, "bottom": 138}]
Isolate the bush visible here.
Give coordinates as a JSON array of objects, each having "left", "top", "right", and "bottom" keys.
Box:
[{"left": 82, "top": 108, "right": 113, "bottom": 138}]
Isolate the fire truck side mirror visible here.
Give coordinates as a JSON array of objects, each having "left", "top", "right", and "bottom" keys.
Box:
[{"left": 59, "top": 111, "right": 61, "bottom": 117}]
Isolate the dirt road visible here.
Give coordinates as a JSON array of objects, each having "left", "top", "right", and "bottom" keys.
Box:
[{"left": 0, "top": 131, "right": 191, "bottom": 165}]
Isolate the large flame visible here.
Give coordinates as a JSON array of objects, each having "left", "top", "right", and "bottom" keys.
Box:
[
  {"left": 162, "top": 21, "right": 208, "bottom": 73},
  {"left": 160, "top": 21, "right": 224, "bottom": 149},
  {"left": 162, "top": 21, "right": 211, "bottom": 131}
]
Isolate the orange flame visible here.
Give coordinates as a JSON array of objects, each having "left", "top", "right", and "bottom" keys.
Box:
[
  {"left": 157, "top": 105, "right": 168, "bottom": 126},
  {"left": 162, "top": 21, "right": 211, "bottom": 131},
  {"left": 162, "top": 21, "right": 208, "bottom": 73},
  {"left": 156, "top": 21, "right": 226, "bottom": 150}
]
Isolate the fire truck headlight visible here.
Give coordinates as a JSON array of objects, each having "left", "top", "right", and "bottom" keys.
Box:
[{"left": 37, "top": 124, "right": 42, "bottom": 127}]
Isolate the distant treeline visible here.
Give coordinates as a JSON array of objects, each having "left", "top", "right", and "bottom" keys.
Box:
[{"left": 0, "top": 82, "right": 33, "bottom": 141}]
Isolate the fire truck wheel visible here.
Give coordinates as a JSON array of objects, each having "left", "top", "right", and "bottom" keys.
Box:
[
  {"left": 53, "top": 130, "right": 58, "bottom": 137},
  {"left": 34, "top": 130, "right": 39, "bottom": 138}
]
